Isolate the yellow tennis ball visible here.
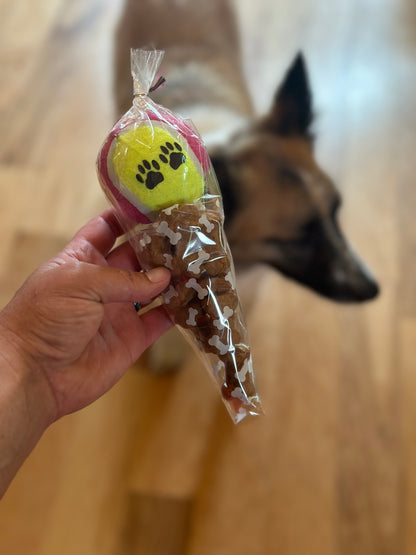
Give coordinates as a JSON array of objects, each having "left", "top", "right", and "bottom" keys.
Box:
[{"left": 111, "top": 124, "right": 204, "bottom": 212}]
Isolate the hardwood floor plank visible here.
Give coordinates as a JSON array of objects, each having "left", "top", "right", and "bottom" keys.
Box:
[
  {"left": 117, "top": 492, "right": 191, "bottom": 555},
  {"left": 400, "top": 319, "right": 416, "bottom": 555},
  {"left": 127, "top": 353, "right": 220, "bottom": 499}
]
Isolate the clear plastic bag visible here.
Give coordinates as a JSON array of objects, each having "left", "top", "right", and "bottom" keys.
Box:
[{"left": 96, "top": 49, "right": 262, "bottom": 423}]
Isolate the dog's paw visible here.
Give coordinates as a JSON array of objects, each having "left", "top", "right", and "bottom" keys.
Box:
[{"left": 158, "top": 141, "right": 186, "bottom": 170}]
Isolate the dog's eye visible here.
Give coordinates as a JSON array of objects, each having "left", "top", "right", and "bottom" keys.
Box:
[
  {"left": 278, "top": 167, "right": 303, "bottom": 184},
  {"left": 331, "top": 197, "right": 341, "bottom": 217},
  {"left": 301, "top": 218, "right": 321, "bottom": 237}
]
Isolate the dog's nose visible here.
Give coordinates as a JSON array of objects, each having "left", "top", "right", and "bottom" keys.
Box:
[
  {"left": 330, "top": 262, "right": 380, "bottom": 302},
  {"left": 354, "top": 275, "right": 380, "bottom": 301},
  {"left": 350, "top": 258, "right": 380, "bottom": 301}
]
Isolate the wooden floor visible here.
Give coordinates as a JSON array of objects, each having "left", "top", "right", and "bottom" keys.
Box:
[{"left": 1, "top": 0, "right": 416, "bottom": 553}]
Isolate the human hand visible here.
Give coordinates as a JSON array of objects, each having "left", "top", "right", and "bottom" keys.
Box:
[{"left": 0, "top": 209, "right": 172, "bottom": 422}]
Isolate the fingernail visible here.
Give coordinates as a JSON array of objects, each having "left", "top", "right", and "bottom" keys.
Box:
[{"left": 146, "top": 267, "right": 169, "bottom": 283}]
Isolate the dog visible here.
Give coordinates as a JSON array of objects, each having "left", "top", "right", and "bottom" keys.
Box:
[{"left": 114, "top": 0, "right": 379, "bottom": 306}]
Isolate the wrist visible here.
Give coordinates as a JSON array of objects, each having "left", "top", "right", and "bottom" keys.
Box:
[
  {"left": 0, "top": 314, "right": 58, "bottom": 423},
  {"left": 0, "top": 318, "right": 57, "bottom": 497}
]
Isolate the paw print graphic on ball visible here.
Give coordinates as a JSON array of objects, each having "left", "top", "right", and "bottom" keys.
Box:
[
  {"left": 136, "top": 159, "right": 164, "bottom": 190},
  {"left": 159, "top": 142, "right": 186, "bottom": 170},
  {"left": 112, "top": 124, "right": 204, "bottom": 213}
]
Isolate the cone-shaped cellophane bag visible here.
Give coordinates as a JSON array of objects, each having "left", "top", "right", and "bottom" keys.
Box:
[{"left": 96, "top": 49, "right": 262, "bottom": 423}]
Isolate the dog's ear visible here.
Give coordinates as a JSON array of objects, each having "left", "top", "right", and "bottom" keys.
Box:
[
  {"left": 209, "top": 147, "right": 239, "bottom": 224},
  {"left": 264, "top": 52, "right": 314, "bottom": 139}
]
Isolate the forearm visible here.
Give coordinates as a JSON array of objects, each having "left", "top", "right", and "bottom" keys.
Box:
[{"left": 0, "top": 326, "right": 55, "bottom": 498}]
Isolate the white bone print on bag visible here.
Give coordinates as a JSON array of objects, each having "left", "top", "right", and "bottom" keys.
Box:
[
  {"left": 198, "top": 214, "right": 214, "bottom": 233},
  {"left": 156, "top": 221, "right": 182, "bottom": 245},
  {"left": 185, "top": 278, "right": 208, "bottom": 299},
  {"left": 163, "top": 254, "right": 173, "bottom": 269},
  {"left": 224, "top": 271, "right": 234, "bottom": 286},
  {"left": 163, "top": 285, "right": 178, "bottom": 304},
  {"left": 188, "top": 249, "right": 210, "bottom": 274},
  {"left": 186, "top": 307, "right": 198, "bottom": 326},
  {"left": 139, "top": 233, "right": 151, "bottom": 248},
  {"left": 214, "top": 306, "right": 234, "bottom": 330},
  {"left": 208, "top": 335, "right": 229, "bottom": 355}
]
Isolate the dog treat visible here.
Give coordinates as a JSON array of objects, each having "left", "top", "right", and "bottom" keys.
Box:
[{"left": 96, "top": 49, "right": 262, "bottom": 423}]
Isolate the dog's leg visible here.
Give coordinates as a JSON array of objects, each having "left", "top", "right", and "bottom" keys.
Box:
[
  {"left": 144, "top": 326, "right": 193, "bottom": 374},
  {"left": 235, "top": 264, "right": 273, "bottom": 318}
]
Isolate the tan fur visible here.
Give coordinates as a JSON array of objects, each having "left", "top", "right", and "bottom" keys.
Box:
[{"left": 115, "top": 0, "right": 253, "bottom": 146}]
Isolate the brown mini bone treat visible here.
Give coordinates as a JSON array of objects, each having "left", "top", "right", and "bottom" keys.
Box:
[
  {"left": 149, "top": 222, "right": 187, "bottom": 277},
  {"left": 174, "top": 235, "right": 228, "bottom": 277},
  {"left": 221, "top": 346, "right": 256, "bottom": 400},
  {"left": 160, "top": 203, "right": 222, "bottom": 235},
  {"left": 162, "top": 279, "right": 196, "bottom": 311},
  {"left": 192, "top": 324, "right": 214, "bottom": 345},
  {"left": 204, "top": 324, "right": 234, "bottom": 356},
  {"left": 175, "top": 296, "right": 236, "bottom": 356},
  {"left": 228, "top": 344, "right": 252, "bottom": 374},
  {"left": 229, "top": 314, "right": 245, "bottom": 345},
  {"left": 175, "top": 299, "right": 212, "bottom": 329},
  {"left": 201, "top": 253, "right": 230, "bottom": 277},
  {"left": 216, "top": 312, "right": 244, "bottom": 348},
  {"left": 160, "top": 204, "right": 227, "bottom": 276},
  {"left": 203, "top": 290, "right": 239, "bottom": 321},
  {"left": 199, "top": 273, "right": 235, "bottom": 295},
  {"left": 136, "top": 232, "right": 171, "bottom": 269},
  {"left": 152, "top": 203, "right": 231, "bottom": 278},
  {"left": 222, "top": 373, "right": 256, "bottom": 406},
  {"left": 159, "top": 202, "right": 201, "bottom": 223},
  {"left": 156, "top": 208, "right": 238, "bottom": 329}
]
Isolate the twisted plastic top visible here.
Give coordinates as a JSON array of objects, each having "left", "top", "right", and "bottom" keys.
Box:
[{"left": 131, "top": 48, "right": 164, "bottom": 96}]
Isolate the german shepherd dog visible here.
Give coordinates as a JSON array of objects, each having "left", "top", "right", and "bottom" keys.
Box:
[{"left": 114, "top": 0, "right": 379, "bottom": 306}]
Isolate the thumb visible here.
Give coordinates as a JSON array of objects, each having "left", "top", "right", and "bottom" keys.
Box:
[{"left": 72, "top": 264, "right": 171, "bottom": 305}]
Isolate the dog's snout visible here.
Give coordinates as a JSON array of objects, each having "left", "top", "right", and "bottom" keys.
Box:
[
  {"left": 329, "top": 262, "right": 380, "bottom": 302},
  {"left": 286, "top": 227, "right": 381, "bottom": 303},
  {"left": 308, "top": 220, "right": 381, "bottom": 303}
]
